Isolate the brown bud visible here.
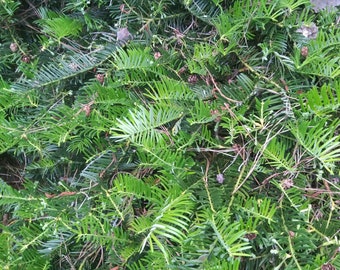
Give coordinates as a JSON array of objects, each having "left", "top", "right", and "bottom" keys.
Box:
[
  {"left": 188, "top": 74, "right": 198, "bottom": 84},
  {"left": 281, "top": 178, "right": 293, "bottom": 189},
  {"left": 301, "top": 46, "right": 308, "bottom": 57},
  {"left": 96, "top": 73, "right": 105, "bottom": 84},
  {"left": 83, "top": 104, "right": 92, "bottom": 117},
  {"left": 10, "top": 43, "right": 18, "bottom": 52},
  {"left": 321, "top": 263, "right": 336, "bottom": 270},
  {"left": 21, "top": 55, "right": 31, "bottom": 63},
  {"left": 154, "top": 52, "right": 161, "bottom": 60},
  {"left": 178, "top": 66, "right": 187, "bottom": 75},
  {"left": 232, "top": 144, "right": 241, "bottom": 154},
  {"left": 245, "top": 233, "right": 257, "bottom": 240},
  {"left": 210, "top": 109, "right": 221, "bottom": 122}
]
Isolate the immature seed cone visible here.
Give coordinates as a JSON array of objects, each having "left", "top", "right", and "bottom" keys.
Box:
[
  {"left": 10, "top": 43, "right": 18, "bottom": 52},
  {"left": 21, "top": 55, "right": 31, "bottom": 63},
  {"left": 188, "top": 74, "right": 198, "bottom": 84},
  {"left": 96, "top": 73, "right": 105, "bottom": 84},
  {"left": 321, "top": 263, "right": 335, "bottom": 270},
  {"left": 301, "top": 46, "right": 308, "bottom": 57},
  {"left": 154, "top": 52, "right": 161, "bottom": 60},
  {"left": 245, "top": 233, "right": 257, "bottom": 240}
]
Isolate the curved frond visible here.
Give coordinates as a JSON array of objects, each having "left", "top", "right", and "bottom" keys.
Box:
[
  {"left": 290, "top": 119, "right": 340, "bottom": 174},
  {"left": 111, "top": 104, "right": 184, "bottom": 145}
]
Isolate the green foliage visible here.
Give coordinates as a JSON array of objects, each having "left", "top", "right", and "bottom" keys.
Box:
[
  {"left": 1, "top": 0, "right": 339, "bottom": 269},
  {"left": 36, "top": 9, "right": 83, "bottom": 41}
]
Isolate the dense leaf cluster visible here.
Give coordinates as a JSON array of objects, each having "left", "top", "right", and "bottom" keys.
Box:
[{"left": 0, "top": 0, "right": 339, "bottom": 269}]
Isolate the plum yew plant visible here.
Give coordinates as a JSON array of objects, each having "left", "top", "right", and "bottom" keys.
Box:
[{"left": 0, "top": 0, "right": 340, "bottom": 269}]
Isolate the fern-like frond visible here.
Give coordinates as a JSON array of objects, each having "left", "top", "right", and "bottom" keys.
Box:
[
  {"left": 137, "top": 142, "right": 195, "bottom": 177},
  {"left": 72, "top": 211, "right": 113, "bottom": 247},
  {"left": 111, "top": 104, "right": 184, "bottom": 145},
  {"left": 262, "top": 137, "right": 295, "bottom": 172},
  {"left": 299, "top": 81, "right": 340, "bottom": 118},
  {"left": 36, "top": 15, "right": 83, "bottom": 41},
  {"left": 0, "top": 1, "right": 20, "bottom": 19},
  {"left": 289, "top": 119, "right": 340, "bottom": 174},
  {"left": 38, "top": 232, "right": 73, "bottom": 255},
  {"left": 113, "top": 46, "right": 155, "bottom": 69},
  {"left": 11, "top": 44, "right": 117, "bottom": 92},
  {"left": 0, "top": 179, "right": 38, "bottom": 207},
  {"left": 145, "top": 78, "right": 197, "bottom": 104},
  {"left": 204, "top": 209, "right": 252, "bottom": 258},
  {"left": 240, "top": 197, "right": 277, "bottom": 228},
  {"left": 294, "top": 31, "right": 340, "bottom": 79},
  {"left": 112, "top": 174, "right": 165, "bottom": 203},
  {"left": 187, "top": 100, "right": 216, "bottom": 124},
  {"left": 112, "top": 46, "right": 166, "bottom": 82},
  {"left": 184, "top": 0, "right": 220, "bottom": 24},
  {"left": 131, "top": 191, "right": 195, "bottom": 263},
  {"left": 79, "top": 150, "right": 118, "bottom": 182}
]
